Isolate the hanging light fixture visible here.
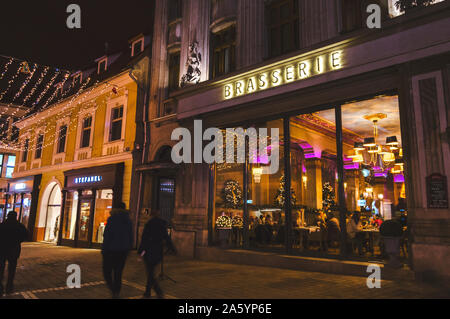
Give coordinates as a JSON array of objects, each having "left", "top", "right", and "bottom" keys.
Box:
[
  {"left": 252, "top": 167, "right": 263, "bottom": 183},
  {"left": 348, "top": 113, "right": 403, "bottom": 181}
]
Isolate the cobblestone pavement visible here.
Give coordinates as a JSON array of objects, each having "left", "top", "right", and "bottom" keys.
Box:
[{"left": 0, "top": 243, "right": 448, "bottom": 299}]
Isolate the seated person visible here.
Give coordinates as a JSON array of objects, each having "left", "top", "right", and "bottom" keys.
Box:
[
  {"left": 371, "top": 214, "right": 383, "bottom": 228},
  {"left": 326, "top": 213, "right": 341, "bottom": 246},
  {"left": 346, "top": 213, "right": 364, "bottom": 255}
]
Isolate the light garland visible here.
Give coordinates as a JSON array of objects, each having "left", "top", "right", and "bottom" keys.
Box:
[
  {"left": 33, "top": 70, "right": 60, "bottom": 106},
  {"left": 22, "top": 67, "right": 49, "bottom": 104},
  {"left": 0, "top": 58, "right": 13, "bottom": 80},
  {"left": 11, "top": 63, "right": 38, "bottom": 103},
  {"left": 0, "top": 64, "right": 22, "bottom": 102}
]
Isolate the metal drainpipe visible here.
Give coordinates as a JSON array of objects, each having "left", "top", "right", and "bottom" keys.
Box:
[{"left": 129, "top": 65, "right": 150, "bottom": 248}]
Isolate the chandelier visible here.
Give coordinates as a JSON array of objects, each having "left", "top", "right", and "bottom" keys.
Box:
[{"left": 348, "top": 113, "right": 404, "bottom": 174}]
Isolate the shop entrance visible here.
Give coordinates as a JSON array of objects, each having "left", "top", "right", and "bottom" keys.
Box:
[{"left": 42, "top": 183, "right": 62, "bottom": 243}]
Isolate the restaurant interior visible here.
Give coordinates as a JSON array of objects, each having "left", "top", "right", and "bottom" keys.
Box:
[{"left": 213, "top": 95, "right": 408, "bottom": 260}]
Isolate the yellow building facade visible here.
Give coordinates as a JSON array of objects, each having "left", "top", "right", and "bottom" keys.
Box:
[{"left": 10, "top": 71, "right": 138, "bottom": 247}]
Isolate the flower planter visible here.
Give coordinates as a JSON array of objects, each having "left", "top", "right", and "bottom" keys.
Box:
[
  {"left": 217, "top": 228, "right": 232, "bottom": 248},
  {"left": 383, "top": 236, "right": 402, "bottom": 268}
]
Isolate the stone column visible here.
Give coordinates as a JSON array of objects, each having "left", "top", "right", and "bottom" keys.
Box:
[
  {"left": 236, "top": 0, "right": 265, "bottom": 69},
  {"left": 299, "top": 0, "right": 339, "bottom": 48}
]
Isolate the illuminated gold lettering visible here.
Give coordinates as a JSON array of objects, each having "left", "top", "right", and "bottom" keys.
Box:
[
  {"left": 258, "top": 73, "right": 268, "bottom": 90},
  {"left": 331, "top": 51, "right": 342, "bottom": 69},
  {"left": 285, "top": 66, "right": 295, "bottom": 82},
  {"left": 298, "top": 61, "right": 310, "bottom": 79},
  {"left": 235, "top": 81, "right": 244, "bottom": 96},
  {"left": 224, "top": 84, "right": 234, "bottom": 99},
  {"left": 246, "top": 77, "right": 256, "bottom": 93},
  {"left": 316, "top": 56, "right": 324, "bottom": 74},
  {"left": 271, "top": 70, "right": 282, "bottom": 86}
]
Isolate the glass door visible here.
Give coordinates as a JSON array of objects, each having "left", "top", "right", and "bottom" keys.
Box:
[
  {"left": 158, "top": 178, "right": 175, "bottom": 225},
  {"left": 77, "top": 198, "right": 93, "bottom": 245}
]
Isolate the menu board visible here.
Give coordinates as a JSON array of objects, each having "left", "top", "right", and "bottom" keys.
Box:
[{"left": 426, "top": 173, "right": 448, "bottom": 209}]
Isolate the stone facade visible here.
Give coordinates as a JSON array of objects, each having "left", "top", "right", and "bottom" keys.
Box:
[{"left": 144, "top": 0, "right": 450, "bottom": 284}]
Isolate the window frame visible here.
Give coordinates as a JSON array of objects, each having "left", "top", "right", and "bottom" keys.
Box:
[
  {"left": 103, "top": 95, "right": 128, "bottom": 148},
  {"left": 21, "top": 137, "right": 30, "bottom": 163},
  {"left": 168, "top": 50, "right": 181, "bottom": 93},
  {"left": 5, "top": 154, "right": 15, "bottom": 178},
  {"left": 131, "top": 38, "right": 144, "bottom": 57},
  {"left": 34, "top": 133, "right": 44, "bottom": 160},
  {"left": 210, "top": 25, "right": 236, "bottom": 79},
  {"left": 168, "top": 0, "right": 183, "bottom": 23},
  {"left": 266, "top": 0, "right": 300, "bottom": 58},
  {"left": 97, "top": 57, "right": 108, "bottom": 75}
]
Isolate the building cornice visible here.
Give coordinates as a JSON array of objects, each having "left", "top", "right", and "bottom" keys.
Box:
[
  {"left": 12, "top": 152, "right": 133, "bottom": 179},
  {"left": 15, "top": 70, "right": 134, "bottom": 130}
]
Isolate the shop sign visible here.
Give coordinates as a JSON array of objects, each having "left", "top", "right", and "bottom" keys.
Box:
[
  {"left": 426, "top": 173, "right": 448, "bottom": 209},
  {"left": 74, "top": 175, "right": 103, "bottom": 184},
  {"left": 223, "top": 50, "right": 343, "bottom": 100},
  {"left": 10, "top": 179, "right": 34, "bottom": 193}
]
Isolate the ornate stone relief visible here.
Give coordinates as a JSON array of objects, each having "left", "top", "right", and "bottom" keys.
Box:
[{"left": 181, "top": 41, "right": 202, "bottom": 87}]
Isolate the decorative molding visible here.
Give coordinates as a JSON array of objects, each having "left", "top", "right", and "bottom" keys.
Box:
[
  {"left": 12, "top": 152, "right": 133, "bottom": 179},
  {"left": 181, "top": 41, "right": 202, "bottom": 86}
]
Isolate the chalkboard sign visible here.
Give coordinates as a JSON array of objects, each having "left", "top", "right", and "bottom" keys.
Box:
[{"left": 426, "top": 173, "right": 448, "bottom": 209}]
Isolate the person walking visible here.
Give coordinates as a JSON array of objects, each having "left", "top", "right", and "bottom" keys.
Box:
[
  {"left": 102, "top": 202, "right": 133, "bottom": 299},
  {"left": 138, "top": 210, "right": 176, "bottom": 299},
  {"left": 0, "top": 211, "right": 29, "bottom": 297}
]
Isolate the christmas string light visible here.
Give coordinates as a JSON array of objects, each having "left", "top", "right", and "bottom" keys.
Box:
[
  {"left": 33, "top": 70, "right": 61, "bottom": 106},
  {"left": 22, "top": 67, "right": 49, "bottom": 104},
  {"left": 11, "top": 64, "right": 38, "bottom": 103},
  {"left": 14, "top": 81, "right": 126, "bottom": 154},
  {"left": 0, "top": 64, "right": 22, "bottom": 101},
  {"left": 0, "top": 58, "right": 13, "bottom": 80},
  {"left": 41, "top": 72, "right": 70, "bottom": 110}
]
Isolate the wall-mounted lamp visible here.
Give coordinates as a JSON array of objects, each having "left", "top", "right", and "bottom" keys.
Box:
[{"left": 253, "top": 167, "right": 263, "bottom": 183}]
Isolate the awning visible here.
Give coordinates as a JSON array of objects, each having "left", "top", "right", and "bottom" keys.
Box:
[{"left": 135, "top": 161, "right": 180, "bottom": 173}]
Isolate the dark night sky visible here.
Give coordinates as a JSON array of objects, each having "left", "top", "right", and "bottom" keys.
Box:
[{"left": 0, "top": 0, "right": 155, "bottom": 71}]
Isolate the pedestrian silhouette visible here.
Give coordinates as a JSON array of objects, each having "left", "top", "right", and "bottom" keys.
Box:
[
  {"left": 0, "top": 211, "right": 28, "bottom": 297},
  {"left": 101, "top": 202, "right": 133, "bottom": 299},
  {"left": 138, "top": 209, "right": 176, "bottom": 299}
]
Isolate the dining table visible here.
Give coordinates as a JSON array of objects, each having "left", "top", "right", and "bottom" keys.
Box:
[
  {"left": 295, "top": 226, "right": 322, "bottom": 251},
  {"left": 358, "top": 228, "right": 380, "bottom": 256}
]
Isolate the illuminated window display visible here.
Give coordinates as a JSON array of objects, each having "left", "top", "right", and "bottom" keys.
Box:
[
  {"left": 92, "top": 189, "right": 113, "bottom": 244},
  {"left": 6, "top": 175, "right": 41, "bottom": 231},
  {"left": 60, "top": 163, "right": 124, "bottom": 248},
  {"left": 62, "top": 191, "right": 78, "bottom": 241},
  {"left": 210, "top": 95, "right": 407, "bottom": 259}
]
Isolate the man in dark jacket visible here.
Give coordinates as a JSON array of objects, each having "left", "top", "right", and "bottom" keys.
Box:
[
  {"left": 0, "top": 211, "right": 28, "bottom": 296},
  {"left": 102, "top": 202, "right": 133, "bottom": 299},
  {"left": 138, "top": 209, "right": 176, "bottom": 299}
]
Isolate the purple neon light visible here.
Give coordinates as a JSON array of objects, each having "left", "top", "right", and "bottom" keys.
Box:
[{"left": 394, "top": 174, "right": 405, "bottom": 183}]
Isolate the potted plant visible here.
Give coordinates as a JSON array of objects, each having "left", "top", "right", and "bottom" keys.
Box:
[
  {"left": 231, "top": 215, "right": 244, "bottom": 247},
  {"left": 216, "top": 214, "right": 232, "bottom": 248},
  {"left": 380, "top": 219, "right": 404, "bottom": 268}
]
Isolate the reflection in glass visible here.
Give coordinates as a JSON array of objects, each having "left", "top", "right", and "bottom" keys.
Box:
[
  {"left": 92, "top": 189, "right": 113, "bottom": 244},
  {"left": 62, "top": 191, "right": 78, "bottom": 240},
  {"left": 78, "top": 199, "right": 91, "bottom": 242},
  {"left": 290, "top": 109, "right": 340, "bottom": 254}
]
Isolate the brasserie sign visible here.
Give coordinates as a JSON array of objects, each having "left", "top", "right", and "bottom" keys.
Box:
[{"left": 223, "top": 50, "right": 343, "bottom": 100}]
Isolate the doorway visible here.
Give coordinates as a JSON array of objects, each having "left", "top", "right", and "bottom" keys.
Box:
[
  {"left": 41, "top": 183, "right": 62, "bottom": 244},
  {"left": 157, "top": 178, "right": 175, "bottom": 225}
]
